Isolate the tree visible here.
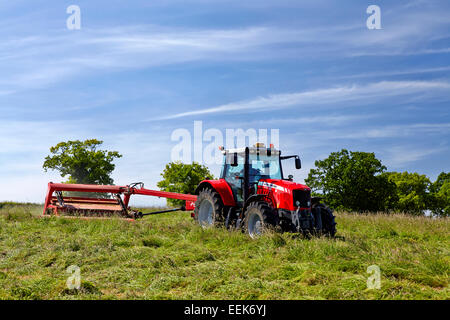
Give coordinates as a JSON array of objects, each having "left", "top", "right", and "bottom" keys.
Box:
[
  {"left": 157, "top": 161, "right": 214, "bottom": 207},
  {"left": 305, "top": 149, "right": 397, "bottom": 212},
  {"left": 431, "top": 172, "right": 450, "bottom": 216},
  {"left": 43, "top": 139, "right": 122, "bottom": 185},
  {"left": 435, "top": 182, "right": 450, "bottom": 217},
  {"left": 431, "top": 172, "right": 450, "bottom": 194},
  {"left": 383, "top": 171, "right": 432, "bottom": 215}
]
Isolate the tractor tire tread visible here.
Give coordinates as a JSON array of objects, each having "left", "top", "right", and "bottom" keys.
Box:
[
  {"left": 244, "top": 201, "right": 277, "bottom": 235},
  {"left": 314, "top": 203, "right": 337, "bottom": 237},
  {"left": 194, "top": 188, "right": 224, "bottom": 226}
]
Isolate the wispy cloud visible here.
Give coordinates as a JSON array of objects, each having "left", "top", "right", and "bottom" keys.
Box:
[
  {"left": 339, "top": 66, "right": 450, "bottom": 79},
  {"left": 313, "top": 123, "right": 450, "bottom": 140},
  {"left": 349, "top": 47, "right": 450, "bottom": 57},
  {"left": 0, "top": 119, "right": 173, "bottom": 204},
  {"left": 155, "top": 81, "right": 450, "bottom": 119},
  {"left": 217, "top": 114, "right": 374, "bottom": 128},
  {"left": 0, "top": 26, "right": 302, "bottom": 91},
  {"left": 383, "top": 146, "right": 447, "bottom": 168},
  {"left": 2, "top": 3, "right": 450, "bottom": 93}
]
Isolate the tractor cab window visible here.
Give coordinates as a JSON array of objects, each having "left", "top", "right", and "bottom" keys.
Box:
[
  {"left": 249, "top": 154, "right": 282, "bottom": 184},
  {"left": 222, "top": 150, "right": 282, "bottom": 203},
  {"left": 223, "top": 153, "right": 245, "bottom": 203}
]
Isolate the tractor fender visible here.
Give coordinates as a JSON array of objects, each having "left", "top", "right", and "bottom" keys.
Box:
[
  {"left": 195, "top": 179, "right": 236, "bottom": 207},
  {"left": 243, "top": 194, "right": 271, "bottom": 215}
]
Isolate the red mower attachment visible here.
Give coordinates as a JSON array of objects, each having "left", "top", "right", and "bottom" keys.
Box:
[{"left": 43, "top": 182, "right": 197, "bottom": 220}]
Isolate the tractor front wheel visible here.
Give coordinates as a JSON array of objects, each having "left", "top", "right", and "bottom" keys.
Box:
[
  {"left": 194, "top": 188, "right": 224, "bottom": 228},
  {"left": 244, "top": 201, "right": 277, "bottom": 238}
]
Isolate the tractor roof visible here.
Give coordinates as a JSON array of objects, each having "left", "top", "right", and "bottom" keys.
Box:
[{"left": 221, "top": 143, "right": 280, "bottom": 155}]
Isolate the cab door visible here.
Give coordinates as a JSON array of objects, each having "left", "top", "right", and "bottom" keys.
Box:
[{"left": 222, "top": 153, "right": 245, "bottom": 205}]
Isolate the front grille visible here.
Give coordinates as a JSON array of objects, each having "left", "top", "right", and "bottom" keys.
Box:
[{"left": 293, "top": 189, "right": 311, "bottom": 208}]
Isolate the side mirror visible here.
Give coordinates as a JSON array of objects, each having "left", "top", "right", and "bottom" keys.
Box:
[
  {"left": 231, "top": 153, "right": 238, "bottom": 167},
  {"left": 288, "top": 174, "right": 293, "bottom": 181},
  {"left": 295, "top": 157, "right": 301, "bottom": 169}
]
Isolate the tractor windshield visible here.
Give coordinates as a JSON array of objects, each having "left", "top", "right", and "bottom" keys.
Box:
[
  {"left": 221, "top": 148, "right": 283, "bottom": 203},
  {"left": 249, "top": 153, "right": 282, "bottom": 182}
]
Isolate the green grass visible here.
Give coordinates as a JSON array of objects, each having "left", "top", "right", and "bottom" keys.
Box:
[{"left": 0, "top": 203, "right": 448, "bottom": 300}]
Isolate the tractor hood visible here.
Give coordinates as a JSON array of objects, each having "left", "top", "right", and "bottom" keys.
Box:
[
  {"left": 257, "top": 179, "right": 310, "bottom": 192},
  {"left": 257, "top": 179, "right": 311, "bottom": 211}
]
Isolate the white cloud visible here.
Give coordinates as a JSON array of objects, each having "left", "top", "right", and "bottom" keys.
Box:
[
  {"left": 0, "top": 174, "right": 60, "bottom": 203},
  {"left": 0, "top": 120, "right": 92, "bottom": 154},
  {"left": 155, "top": 81, "right": 450, "bottom": 119},
  {"left": 382, "top": 146, "right": 447, "bottom": 168},
  {"left": 0, "top": 120, "right": 177, "bottom": 205},
  {"left": 311, "top": 123, "right": 450, "bottom": 140},
  {"left": 0, "top": 26, "right": 302, "bottom": 91},
  {"left": 349, "top": 47, "right": 450, "bottom": 57},
  {"left": 217, "top": 114, "right": 374, "bottom": 128},
  {"left": 338, "top": 66, "right": 450, "bottom": 79},
  {"left": 1, "top": 5, "right": 450, "bottom": 93}
]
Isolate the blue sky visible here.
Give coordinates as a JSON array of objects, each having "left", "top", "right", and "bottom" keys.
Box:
[{"left": 0, "top": 0, "right": 449, "bottom": 205}]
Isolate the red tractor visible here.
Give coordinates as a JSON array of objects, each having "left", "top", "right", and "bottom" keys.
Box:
[{"left": 193, "top": 143, "right": 337, "bottom": 237}]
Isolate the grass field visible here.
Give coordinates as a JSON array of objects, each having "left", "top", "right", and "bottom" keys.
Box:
[{"left": 0, "top": 203, "right": 448, "bottom": 300}]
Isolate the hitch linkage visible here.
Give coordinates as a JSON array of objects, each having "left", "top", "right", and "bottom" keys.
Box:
[{"left": 133, "top": 206, "right": 186, "bottom": 219}]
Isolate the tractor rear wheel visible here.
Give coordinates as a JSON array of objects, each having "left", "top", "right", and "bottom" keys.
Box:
[
  {"left": 313, "top": 203, "right": 337, "bottom": 237},
  {"left": 194, "top": 188, "right": 224, "bottom": 228},
  {"left": 244, "top": 201, "right": 277, "bottom": 238}
]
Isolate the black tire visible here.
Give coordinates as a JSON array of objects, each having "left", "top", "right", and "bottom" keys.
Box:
[
  {"left": 313, "top": 203, "right": 337, "bottom": 237},
  {"left": 244, "top": 201, "right": 277, "bottom": 238},
  {"left": 194, "top": 188, "right": 224, "bottom": 228}
]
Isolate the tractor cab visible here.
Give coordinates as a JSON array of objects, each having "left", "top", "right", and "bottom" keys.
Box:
[{"left": 221, "top": 143, "right": 298, "bottom": 205}]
